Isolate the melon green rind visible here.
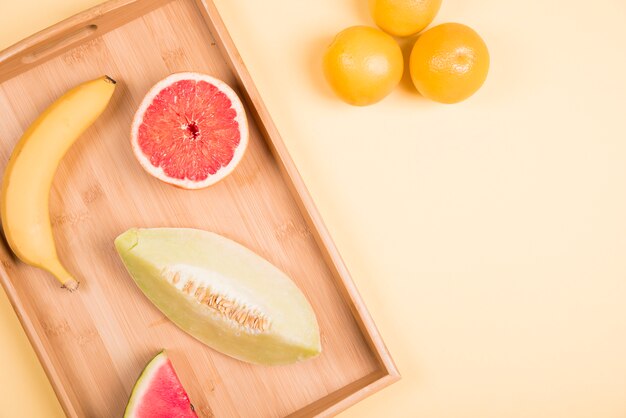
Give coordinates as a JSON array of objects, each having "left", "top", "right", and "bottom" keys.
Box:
[{"left": 115, "top": 227, "right": 321, "bottom": 366}]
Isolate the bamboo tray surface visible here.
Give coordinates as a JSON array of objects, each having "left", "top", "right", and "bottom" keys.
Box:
[{"left": 0, "top": 0, "right": 398, "bottom": 417}]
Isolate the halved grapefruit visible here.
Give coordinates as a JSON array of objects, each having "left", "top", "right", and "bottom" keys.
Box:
[
  {"left": 131, "top": 72, "right": 249, "bottom": 189},
  {"left": 124, "top": 351, "right": 198, "bottom": 418}
]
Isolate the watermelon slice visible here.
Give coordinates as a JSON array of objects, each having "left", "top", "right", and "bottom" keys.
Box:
[{"left": 124, "top": 351, "right": 197, "bottom": 418}]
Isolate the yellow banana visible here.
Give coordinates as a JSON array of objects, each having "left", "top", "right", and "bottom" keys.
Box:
[{"left": 1, "top": 76, "right": 116, "bottom": 291}]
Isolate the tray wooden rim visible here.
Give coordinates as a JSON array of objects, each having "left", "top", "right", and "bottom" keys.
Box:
[{"left": 0, "top": 0, "right": 400, "bottom": 416}]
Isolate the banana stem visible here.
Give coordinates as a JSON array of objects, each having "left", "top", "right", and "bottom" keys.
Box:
[
  {"left": 46, "top": 260, "right": 79, "bottom": 292},
  {"left": 62, "top": 279, "right": 79, "bottom": 292}
]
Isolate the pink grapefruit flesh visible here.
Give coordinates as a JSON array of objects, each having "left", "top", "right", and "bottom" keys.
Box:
[
  {"left": 124, "top": 351, "right": 197, "bottom": 418},
  {"left": 131, "top": 72, "right": 248, "bottom": 189}
]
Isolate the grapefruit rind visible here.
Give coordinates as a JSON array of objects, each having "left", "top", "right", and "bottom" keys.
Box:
[{"left": 130, "top": 72, "right": 249, "bottom": 189}]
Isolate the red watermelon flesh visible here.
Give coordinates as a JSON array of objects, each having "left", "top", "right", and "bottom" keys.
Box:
[{"left": 124, "top": 351, "right": 197, "bottom": 418}]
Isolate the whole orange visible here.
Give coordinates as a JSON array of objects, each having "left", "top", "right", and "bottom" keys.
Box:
[
  {"left": 410, "top": 23, "right": 489, "bottom": 103},
  {"left": 369, "top": 0, "right": 442, "bottom": 37},
  {"left": 323, "top": 26, "right": 403, "bottom": 106}
]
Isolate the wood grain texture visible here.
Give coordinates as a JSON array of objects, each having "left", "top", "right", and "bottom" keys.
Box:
[{"left": 0, "top": 0, "right": 399, "bottom": 416}]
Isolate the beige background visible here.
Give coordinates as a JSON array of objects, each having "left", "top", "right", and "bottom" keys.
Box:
[{"left": 2, "top": 0, "right": 626, "bottom": 417}]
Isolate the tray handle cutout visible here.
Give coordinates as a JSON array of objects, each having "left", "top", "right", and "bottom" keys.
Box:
[{"left": 21, "top": 25, "right": 98, "bottom": 64}]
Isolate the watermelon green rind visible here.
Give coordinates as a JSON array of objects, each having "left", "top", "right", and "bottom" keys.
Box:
[
  {"left": 123, "top": 351, "right": 168, "bottom": 418},
  {"left": 124, "top": 350, "right": 197, "bottom": 418}
]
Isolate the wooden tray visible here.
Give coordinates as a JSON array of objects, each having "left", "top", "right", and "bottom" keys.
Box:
[{"left": 0, "top": 0, "right": 399, "bottom": 416}]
